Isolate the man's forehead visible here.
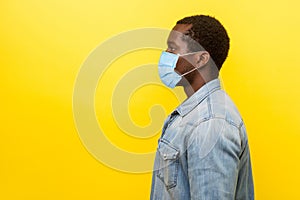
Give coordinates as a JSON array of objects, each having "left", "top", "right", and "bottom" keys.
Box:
[
  {"left": 167, "top": 24, "right": 193, "bottom": 42},
  {"left": 172, "top": 24, "right": 193, "bottom": 33}
]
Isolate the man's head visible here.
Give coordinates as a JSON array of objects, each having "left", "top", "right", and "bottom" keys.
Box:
[
  {"left": 167, "top": 15, "right": 229, "bottom": 86},
  {"left": 175, "top": 15, "right": 230, "bottom": 71},
  {"left": 160, "top": 15, "right": 230, "bottom": 92}
]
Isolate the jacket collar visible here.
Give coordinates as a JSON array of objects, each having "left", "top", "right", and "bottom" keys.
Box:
[{"left": 176, "top": 79, "right": 221, "bottom": 117}]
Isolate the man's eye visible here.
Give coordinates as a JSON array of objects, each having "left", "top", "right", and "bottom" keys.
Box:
[{"left": 168, "top": 47, "right": 176, "bottom": 52}]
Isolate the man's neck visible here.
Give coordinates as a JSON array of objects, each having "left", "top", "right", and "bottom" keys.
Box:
[{"left": 183, "top": 80, "right": 205, "bottom": 98}]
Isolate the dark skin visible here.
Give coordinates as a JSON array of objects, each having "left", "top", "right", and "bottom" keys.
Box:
[{"left": 166, "top": 24, "right": 212, "bottom": 97}]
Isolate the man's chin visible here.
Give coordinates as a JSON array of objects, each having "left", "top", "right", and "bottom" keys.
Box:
[{"left": 176, "top": 79, "right": 191, "bottom": 87}]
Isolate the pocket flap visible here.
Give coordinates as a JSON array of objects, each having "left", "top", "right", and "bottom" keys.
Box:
[{"left": 158, "top": 139, "right": 179, "bottom": 160}]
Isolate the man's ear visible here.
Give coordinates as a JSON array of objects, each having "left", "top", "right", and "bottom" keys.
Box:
[{"left": 195, "top": 51, "right": 210, "bottom": 68}]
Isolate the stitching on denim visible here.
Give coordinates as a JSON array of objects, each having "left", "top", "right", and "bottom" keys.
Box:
[
  {"left": 179, "top": 84, "right": 221, "bottom": 117},
  {"left": 157, "top": 140, "right": 180, "bottom": 190}
]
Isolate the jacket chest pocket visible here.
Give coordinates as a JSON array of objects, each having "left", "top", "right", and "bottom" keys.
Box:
[{"left": 156, "top": 139, "right": 180, "bottom": 190}]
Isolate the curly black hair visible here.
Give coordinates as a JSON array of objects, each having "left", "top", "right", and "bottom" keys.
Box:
[{"left": 177, "top": 15, "right": 230, "bottom": 70}]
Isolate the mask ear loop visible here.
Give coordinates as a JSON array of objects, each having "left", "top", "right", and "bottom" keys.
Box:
[
  {"left": 180, "top": 67, "right": 197, "bottom": 77},
  {"left": 177, "top": 50, "right": 205, "bottom": 57},
  {"left": 179, "top": 51, "right": 206, "bottom": 77}
]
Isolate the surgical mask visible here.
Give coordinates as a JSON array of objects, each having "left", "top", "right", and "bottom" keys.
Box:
[{"left": 158, "top": 51, "right": 201, "bottom": 88}]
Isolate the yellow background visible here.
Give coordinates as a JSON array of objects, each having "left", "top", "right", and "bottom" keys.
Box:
[{"left": 1, "top": 0, "right": 300, "bottom": 199}]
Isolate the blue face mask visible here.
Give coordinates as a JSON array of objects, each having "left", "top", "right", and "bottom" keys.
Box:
[{"left": 158, "top": 51, "right": 200, "bottom": 88}]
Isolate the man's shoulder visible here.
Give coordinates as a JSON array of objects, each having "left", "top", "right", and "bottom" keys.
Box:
[
  {"left": 183, "top": 89, "right": 243, "bottom": 128},
  {"left": 209, "top": 89, "right": 243, "bottom": 127}
]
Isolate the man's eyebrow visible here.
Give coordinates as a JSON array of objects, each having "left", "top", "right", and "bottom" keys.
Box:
[{"left": 167, "top": 41, "right": 178, "bottom": 46}]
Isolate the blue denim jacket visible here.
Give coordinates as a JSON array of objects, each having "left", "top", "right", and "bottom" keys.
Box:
[{"left": 150, "top": 79, "right": 254, "bottom": 200}]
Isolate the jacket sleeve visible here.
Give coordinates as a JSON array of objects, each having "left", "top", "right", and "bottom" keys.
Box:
[{"left": 187, "top": 118, "right": 242, "bottom": 200}]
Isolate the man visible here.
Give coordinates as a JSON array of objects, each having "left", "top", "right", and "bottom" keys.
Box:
[{"left": 150, "top": 15, "right": 254, "bottom": 200}]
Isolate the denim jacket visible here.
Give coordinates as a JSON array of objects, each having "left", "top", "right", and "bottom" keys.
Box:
[{"left": 150, "top": 79, "right": 254, "bottom": 200}]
